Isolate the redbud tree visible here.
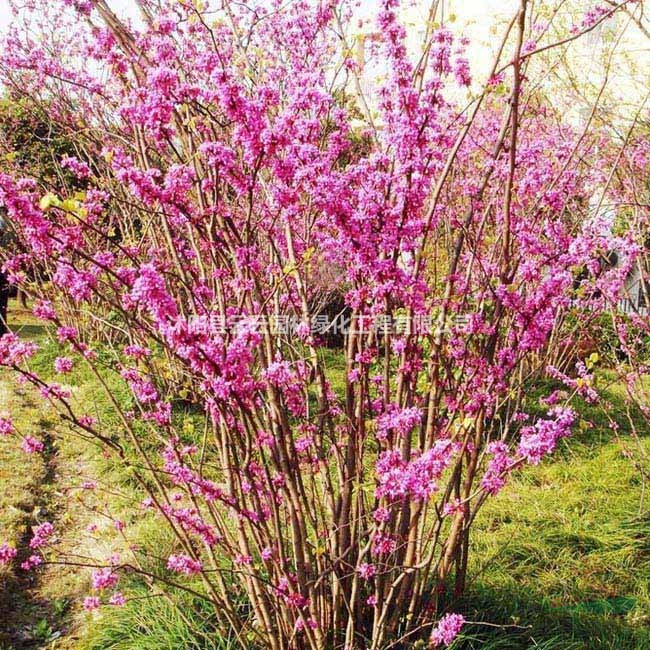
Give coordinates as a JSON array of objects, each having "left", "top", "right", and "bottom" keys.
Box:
[{"left": 0, "top": 0, "right": 645, "bottom": 648}]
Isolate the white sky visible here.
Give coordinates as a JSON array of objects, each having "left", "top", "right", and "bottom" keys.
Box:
[
  {"left": 0, "top": 0, "right": 646, "bottom": 124},
  {"left": 0, "top": 0, "right": 523, "bottom": 34}
]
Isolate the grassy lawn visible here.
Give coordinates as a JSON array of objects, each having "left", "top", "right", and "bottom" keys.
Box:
[
  {"left": 1, "top": 300, "right": 649, "bottom": 648},
  {"left": 76, "top": 360, "right": 650, "bottom": 649},
  {"left": 459, "top": 380, "right": 650, "bottom": 649}
]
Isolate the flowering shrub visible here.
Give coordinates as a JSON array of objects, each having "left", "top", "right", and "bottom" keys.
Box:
[{"left": 0, "top": 0, "right": 645, "bottom": 648}]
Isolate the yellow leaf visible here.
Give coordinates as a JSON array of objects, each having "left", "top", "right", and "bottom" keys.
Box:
[
  {"left": 60, "top": 199, "right": 78, "bottom": 213},
  {"left": 39, "top": 193, "right": 59, "bottom": 211}
]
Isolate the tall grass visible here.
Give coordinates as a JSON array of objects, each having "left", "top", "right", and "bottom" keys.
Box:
[
  {"left": 79, "top": 582, "right": 237, "bottom": 650},
  {"left": 10, "top": 325, "right": 650, "bottom": 649}
]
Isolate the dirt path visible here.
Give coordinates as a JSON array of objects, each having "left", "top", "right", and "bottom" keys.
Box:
[
  {"left": 0, "top": 378, "right": 58, "bottom": 648},
  {"left": 0, "top": 378, "right": 98, "bottom": 649}
]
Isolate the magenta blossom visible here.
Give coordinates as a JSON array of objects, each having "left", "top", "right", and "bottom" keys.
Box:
[
  {"left": 430, "top": 613, "right": 465, "bottom": 647},
  {"left": 0, "top": 542, "right": 17, "bottom": 565},
  {"left": 21, "top": 436, "right": 44, "bottom": 454},
  {"left": 167, "top": 554, "right": 202, "bottom": 575},
  {"left": 54, "top": 356, "right": 73, "bottom": 373}
]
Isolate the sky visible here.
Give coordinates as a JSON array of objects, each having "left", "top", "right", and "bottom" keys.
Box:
[
  {"left": 0, "top": 0, "right": 523, "bottom": 34},
  {"left": 0, "top": 0, "right": 646, "bottom": 125}
]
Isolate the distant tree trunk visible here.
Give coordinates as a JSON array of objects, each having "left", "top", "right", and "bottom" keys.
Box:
[{"left": 0, "top": 271, "right": 9, "bottom": 336}]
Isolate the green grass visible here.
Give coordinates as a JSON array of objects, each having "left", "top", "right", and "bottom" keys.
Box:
[
  {"left": 320, "top": 346, "right": 348, "bottom": 397},
  {"left": 0, "top": 385, "right": 49, "bottom": 552},
  {"left": 0, "top": 299, "right": 58, "bottom": 551},
  {"left": 4, "top": 300, "right": 650, "bottom": 649},
  {"left": 455, "top": 374, "right": 650, "bottom": 649},
  {"left": 79, "top": 583, "right": 238, "bottom": 650}
]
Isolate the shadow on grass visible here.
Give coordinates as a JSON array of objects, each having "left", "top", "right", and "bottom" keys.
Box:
[
  {"left": 454, "top": 582, "right": 650, "bottom": 650},
  {"left": 9, "top": 323, "right": 49, "bottom": 341}
]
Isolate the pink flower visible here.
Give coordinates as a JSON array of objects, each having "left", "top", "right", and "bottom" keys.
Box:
[
  {"left": 0, "top": 333, "right": 37, "bottom": 365},
  {"left": 373, "top": 507, "right": 391, "bottom": 523},
  {"left": 123, "top": 344, "right": 151, "bottom": 359},
  {"left": 91, "top": 567, "right": 118, "bottom": 591},
  {"left": 61, "top": 155, "right": 91, "bottom": 179},
  {"left": 54, "top": 357, "right": 73, "bottom": 373},
  {"left": 377, "top": 405, "right": 421, "bottom": 441},
  {"left": 130, "top": 264, "right": 178, "bottom": 322},
  {"left": 294, "top": 616, "right": 318, "bottom": 632},
  {"left": 295, "top": 435, "right": 313, "bottom": 453},
  {"left": 108, "top": 592, "right": 126, "bottom": 606},
  {"left": 40, "top": 383, "right": 71, "bottom": 400},
  {"left": 0, "top": 542, "right": 17, "bottom": 565},
  {"left": 430, "top": 613, "right": 465, "bottom": 647},
  {"left": 522, "top": 39, "right": 537, "bottom": 55},
  {"left": 167, "top": 554, "right": 202, "bottom": 575},
  {"left": 30, "top": 522, "right": 54, "bottom": 549},
  {"left": 442, "top": 499, "right": 466, "bottom": 517},
  {"left": 83, "top": 596, "right": 101, "bottom": 611},
  {"left": 375, "top": 441, "right": 457, "bottom": 502},
  {"left": 56, "top": 326, "right": 77, "bottom": 343},
  {"left": 347, "top": 368, "right": 361, "bottom": 383},
  {"left": 33, "top": 300, "right": 57, "bottom": 321},
  {"left": 21, "top": 554, "right": 42, "bottom": 571},
  {"left": 453, "top": 56, "right": 471, "bottom": 87},
  {"left": 517, "top": 407, "right": 575, "bottom": 465},
  {"left": 256, "top": 430, "right": 275, "bottom": 448},
  {"left": 371, "top": 533, "right": 396, "bottom": 556},
  {"left": 481, "top": 442, "right": 512, "bottom": 495},
  {"left": 357, "top": 562, "right": 376, "bottom": 579},
  {"left": 78, "top": 415, "right": 96, "bottom": 428},
  {"left": 0, "top": 416, "right": 13, "bottom": 436},
  {"left": 53, "top": 261, "right": 97, "bottom": 303}
]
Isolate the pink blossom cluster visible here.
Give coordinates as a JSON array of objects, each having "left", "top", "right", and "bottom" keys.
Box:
[
  {"left": 0, "top": 416, "right": 13, "bottom": 435},
  {"left": 21, "top": 554, "right": 42, "bottom": 571},
  {"left": 375, "top": 441, "right": 457, "bottom": 501},
  {"left": 91, "top": 567, "right": 119, "bottom": 591},
  {"left": 517, "top": 407, "right": 575, "bottom": 465},
  {"left": 166, "top": 554, "right": 202, "bottom": 575},
  {"left": 376, "top": 405, "right": 422, "bottom": 441},
  {"left": 430, "top": 613, "right": 465, "bottom": 647},
  {"left": 29, "top": 522, "right": 54, "bottom": 549},
  {"left": 54, "top": 356, "right": 73, "bottom": 373},
  {"left": 60, "top": 155, "right": 90, "bottom": 179},
  {"left": 21, "top": 436, "right": 44, "bottom": 454},
  {"left": 0, "top": 542, "right": 17, "bottom": 565}
]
